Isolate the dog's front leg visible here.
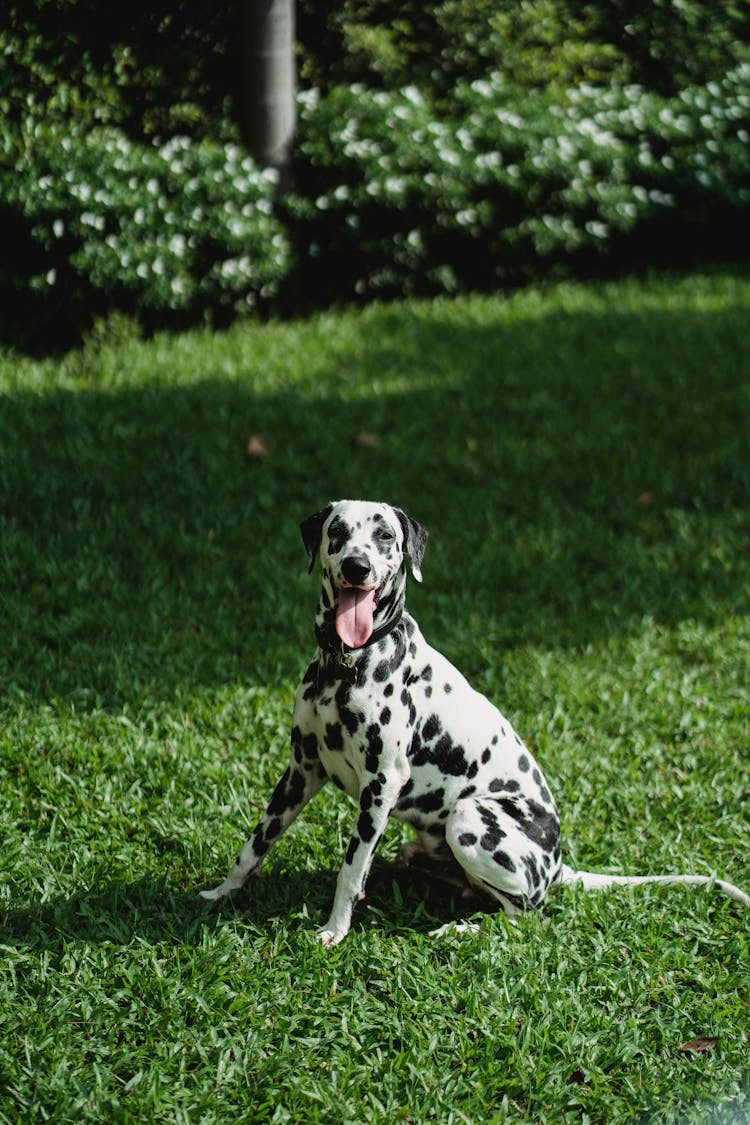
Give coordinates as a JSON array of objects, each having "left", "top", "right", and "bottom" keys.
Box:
[
  {"left": 318, "top": 765, "right": 407, "bottom": 947},
  {"left": 201, "top": 757, "right": 327, "bottom": 901}
]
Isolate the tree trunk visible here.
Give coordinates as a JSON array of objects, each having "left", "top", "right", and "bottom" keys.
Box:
[{"left": 239, "top": 0, "right": 296, "bottom": 180}]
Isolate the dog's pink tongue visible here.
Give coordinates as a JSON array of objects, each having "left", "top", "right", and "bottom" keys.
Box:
[{"left": 336, "top": 588, "right": 376, "bottom": 648}]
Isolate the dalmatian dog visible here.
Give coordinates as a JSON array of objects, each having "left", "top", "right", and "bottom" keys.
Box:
[{"left": 202, "top": 500, "right": 749, "bottom": 945}]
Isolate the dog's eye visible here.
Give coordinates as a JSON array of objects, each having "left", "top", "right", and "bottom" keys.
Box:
[{"left": 376, "top": 528, "right": 396, "bottom": 544}]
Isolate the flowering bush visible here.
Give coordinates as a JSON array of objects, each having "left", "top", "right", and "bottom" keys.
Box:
[
  {"left": 2, "top": 63, "right": 748, "bottom": 323},
  {"left": 291, "top": 64, "right": 750, "bottom": 298},
  {"left": 6, "top": 126, "right": 290, "bottom": 315}
]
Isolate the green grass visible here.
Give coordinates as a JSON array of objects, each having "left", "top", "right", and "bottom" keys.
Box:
[{"left": 1, "top": 270, "right": 749, "bottom": 1123}]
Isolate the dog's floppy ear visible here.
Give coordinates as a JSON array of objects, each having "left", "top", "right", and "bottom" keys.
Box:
[
  {"left": 394, "top": 508, "right": 428, "bottom": 582},
  {"left": 300, "top": 504, "right": 333, "bottom": 573}
]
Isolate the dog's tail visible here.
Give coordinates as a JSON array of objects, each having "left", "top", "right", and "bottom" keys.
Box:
[{"left": 558, "top": 864, "right": 750, "bottom": 907}]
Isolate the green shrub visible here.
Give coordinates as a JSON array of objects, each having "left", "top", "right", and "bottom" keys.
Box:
[
  {"left": 297, "top": 0, "right": 749, "bottom": 97},
  {"left": 290, "top": 64, "right": 750, "bottom": 298},
  {"left": 1, "top": 3, "right": 748, "bottom": 328},
  {"left": 5, "top": 126, "right": 290, "bottom": 316}
]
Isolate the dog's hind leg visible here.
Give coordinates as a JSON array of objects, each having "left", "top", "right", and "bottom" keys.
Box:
[{"left": 444, "top": 796, "right": 561, "bottom": 919}]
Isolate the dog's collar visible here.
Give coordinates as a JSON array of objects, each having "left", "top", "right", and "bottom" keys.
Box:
[{"left": 316, "top": 607, "right": 403, "bottom": 686}]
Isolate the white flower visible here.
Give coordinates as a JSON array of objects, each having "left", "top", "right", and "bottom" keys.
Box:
[{"left": 585, "top": 220, "right": 609, "bottom": 239}]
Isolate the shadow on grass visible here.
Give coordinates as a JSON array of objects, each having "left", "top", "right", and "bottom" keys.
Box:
[
  {"left": 0, "top": 861, "right": 489, "bottom": 952},
  {"left": 1, "top": 283, "right": 749, "bottom": 706}
]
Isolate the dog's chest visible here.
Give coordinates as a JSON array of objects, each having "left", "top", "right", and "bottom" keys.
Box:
[
  {"left": 304, "top": 629, "right": 541, "bottom": 816},
  {"left": 309, "top": 673, "right": 409, "bottom": 800}
]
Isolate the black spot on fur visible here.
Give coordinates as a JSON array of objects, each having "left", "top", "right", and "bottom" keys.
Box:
[
  {"left": 458, "top": 832, "right": 477, "bottom": 847},
  {"left": 365, "top": 724, "right": 384, "bottom": 772},
  {"left": 302, "top": 733, "right": 319, "bottom": 761},
  {"left": 489, "top": 778, "right": 520, "bottom": 794},
  {"left": 421, "top": 714, "right": 441, "bottom": 742},
  {"left": 384, "top": 683, "right": 394, "bottom": 698},
  {"left": 374, "top": 660, "right": 390, "bottom": 683},
  {"left": 327, "top": 516, "right": 350, "bottom": 555},
  {"left": 268, "top": 767, "right": 305, "bottom": 816},
  {"left": 338, "top": 694, "right": 360, "bottom": 736},
  {"left": 481, "top": 748, "right": 491, "bottom": 764},
  {"left": 493, "top": 850, "right": 517, "bottom": 872},
  {"left": 380, "top": 707, "right": 392, "bottom": 725},
  {"left": 357, "top": 809, "right": 376, "bottom": 843},
  {"left": 443, "top": 683, "right": 452, "bottom": 694},
  {"left": 407, "top": 732, "right": 426, "bottom": 765},
  {"left": 458, "top": 785, "right": 476, "bottom": 799},
  {"left": 478, "top": 803, "right": 506, "bottom": 851},
  {"left": 498, "top": 796, "right": 560, "bottom": 854},
  {"left": 302, "top": 664, "right": 316, "bottom": 686},
  {"left": 432, "top": 736, "right": 473, "bottom": 778},
  {"left": 518, "top": 754, "right": 530, "bottom": 772},
  {"left": 525, "top": 800, "right": 560, "bottom": 853},
  {"left": 331, "top": 775, "right": 347, "bottom": 792},
  {"left": 325, "top": 722, "right": 343, "bottom": 750},
  {"left": 522, "top": 853, "right": 541, "bottom": 889},
  {"left": 265, "top": 816, "right": 281, "bottom": 841},
  {"left": 414, "top": 788, "right": 446, "bottom": 813}
]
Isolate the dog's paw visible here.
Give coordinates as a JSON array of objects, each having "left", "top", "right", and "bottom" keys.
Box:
[
  {"left": 316, "top": 927, "right": 347, "bottom": 948},
  {"left": 429, "top": 920, "right": 481, "bottom": 938},
  {"left": 199, "top": 876, "right": 241, "bottom": 901},
  {"left": 199, "top": 887, "right": 223, "bottom": 901}
]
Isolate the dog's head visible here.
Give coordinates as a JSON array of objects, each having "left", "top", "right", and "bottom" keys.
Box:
[{"left": 300, "top": 500, "right": 427, "bottom": 649}]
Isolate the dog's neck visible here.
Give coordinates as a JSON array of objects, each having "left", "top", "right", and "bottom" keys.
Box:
[{"left": 314, "top": 567, "right": 407, "bottom": 674}]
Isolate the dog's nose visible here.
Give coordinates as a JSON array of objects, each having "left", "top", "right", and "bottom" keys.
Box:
[{"left": 341, "top": 555, "right": 372, "bottom": 585}]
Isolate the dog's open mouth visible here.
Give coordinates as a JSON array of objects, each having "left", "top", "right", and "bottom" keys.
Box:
[{"left": 335, "top": 586, "right": 380, "bottom": 649}]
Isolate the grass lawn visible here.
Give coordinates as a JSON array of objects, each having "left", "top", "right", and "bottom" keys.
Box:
[{"left": 1, "top": 270, "right": 749, "bottom": 1123}]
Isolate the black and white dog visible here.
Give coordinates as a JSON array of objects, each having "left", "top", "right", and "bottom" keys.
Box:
[{"left": 202, "top": 500, "right": 749, "bottom": 944}]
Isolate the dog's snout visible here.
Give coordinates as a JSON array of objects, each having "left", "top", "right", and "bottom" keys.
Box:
[{"left": 341, "top": 554, "right": 372, "bottom": 585}]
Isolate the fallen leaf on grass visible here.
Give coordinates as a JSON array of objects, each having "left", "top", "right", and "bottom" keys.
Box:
[
  {"left": 351, "top": 432, "right": 380, "bottom": 449},
  {"left": 678, "top": 1037, "right": 718, "bottom": 1053},
  {"left": 245, "top": 434, "right": 270, "bottom": 459},
  {"left": 637, "top": 491, "right": 655, "bottom": 509}
]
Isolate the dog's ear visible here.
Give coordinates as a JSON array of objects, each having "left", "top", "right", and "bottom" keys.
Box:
[
  {"left": 300, "top": 504, "right": 333, "bottom": 573},
  {"left": 394, "top": 508, "right": 428, "bottom": 582}
]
